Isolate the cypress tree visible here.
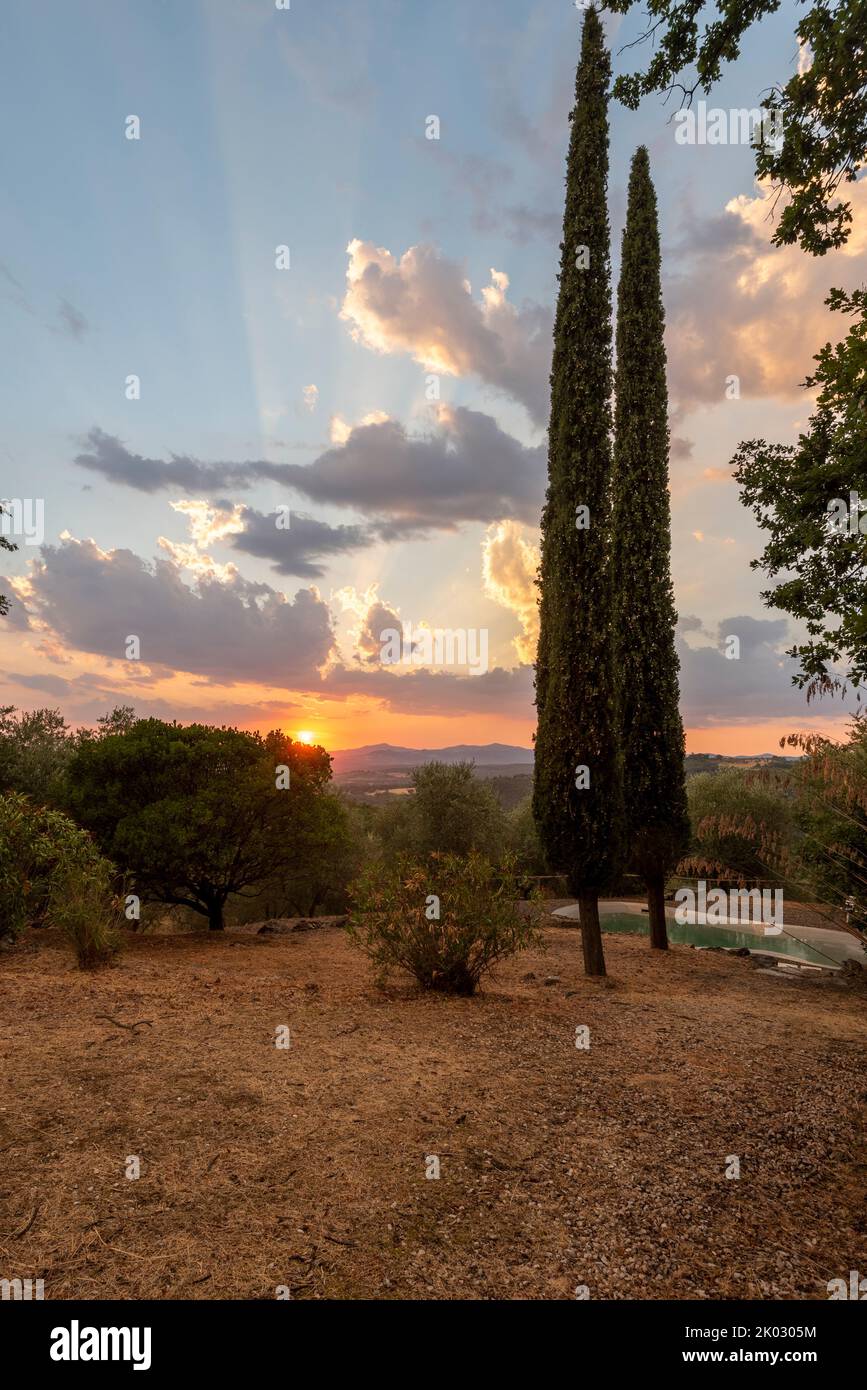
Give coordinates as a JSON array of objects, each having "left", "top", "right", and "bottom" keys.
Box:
[
  {"left": 611, "top": 147, "right": 690, "bottom": 949},
  {"left": 533, "top": 7, "right": 624, "bottom": 977}
]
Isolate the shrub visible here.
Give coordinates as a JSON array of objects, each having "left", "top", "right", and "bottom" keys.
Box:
[
  {"left": 348, "top": 851, "right": 542, "bottom": 995},
  {"left": 0, "top": 792, "right": 121, "bottom": 967},
  {"left": 49, "top": 859, "right": 122, "bottom": 968}
]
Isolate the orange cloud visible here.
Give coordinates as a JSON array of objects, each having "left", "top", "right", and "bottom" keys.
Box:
[
  {"left": 481, "top": 520, "right": 540, "bottom": 663},
  {"left": 667, "top": 178, "right": 867, "bottom": 407}
]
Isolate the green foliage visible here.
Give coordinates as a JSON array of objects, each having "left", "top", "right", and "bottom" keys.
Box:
[
  {"left": 680, "top": 725, "right": 867, "bottom": 936},
  {"left": 612, "top": 147, "right": 690, "bottom": 912},
  {"left": 0, "top": 706, "right": 73, "bottom": 806},
  {"left": 734, "top": 288, "right": 867, "bottom": 693},
  {"left": 487, "top": 773, "right": 533, "bottom": 812},
  {"left": 533, "top": 9, "right": 625, "bottom": 937},
  {"left": 781, "top": 720, "right": 867, "bottom": 931},
  {"left": 505, "top": 794, "right": 547, "bottom": 876},
  {"left": 65, "top": 718, "right": 335, "bottom": 930},
  {"left": 348, "top": 852, "right": 543, "bottom": 995},
  {"left": 232, "top": 790, "right": 359, "bottom": 919},
  {"left": 606, "top": 0, "right": 867, "bottom": 255},
  {"left": 0, "top": 791, "right": 121, "bottom": 966},
  {"left": 389, "top": 761, "right": 506, "bottom": 860},
  {"left": 683, "top": 768, "right": 797, "bottom": 883}
]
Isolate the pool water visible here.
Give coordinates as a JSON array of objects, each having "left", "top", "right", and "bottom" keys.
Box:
[{"left": 598, "top": 912, "right": 837, "bottom": 967}]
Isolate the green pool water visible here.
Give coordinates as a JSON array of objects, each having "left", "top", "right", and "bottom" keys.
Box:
[{"left": 599, "top": 912, "right": 837, "bottom": 967}]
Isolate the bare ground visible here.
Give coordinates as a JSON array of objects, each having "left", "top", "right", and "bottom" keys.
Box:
[{"left": 0, "top": 923, "right": 864, "bottom": 1301}]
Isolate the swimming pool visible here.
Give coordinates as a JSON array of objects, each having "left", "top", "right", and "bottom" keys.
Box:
[{"left": 552, "top": 901, "right": 864, "bottom": 969}]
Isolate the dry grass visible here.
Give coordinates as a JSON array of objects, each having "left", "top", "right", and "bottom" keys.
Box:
[{"left": 0, "top": 922, "right": 864, "bottom": 1300}]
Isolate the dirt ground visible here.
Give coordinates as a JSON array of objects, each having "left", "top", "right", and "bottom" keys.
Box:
[{"left": 1, "top": 922, "right": 864, "bottom": 1301}]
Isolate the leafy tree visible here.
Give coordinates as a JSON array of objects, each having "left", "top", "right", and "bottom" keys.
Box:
[
  {"left": 96, "top": 705, "right": 138, "bottom": 739},
  {"left": 781, "top": 719, "right": 867, "bottom": 934},
  {"left": 680, "top": 726, "right": 867, "bottom": 943},
  {"left": 533, "top": 6, "right": 625, "bottom": 976},
  {"left": 733, "top": 287, "right": 867, "bottom": 693},
  {"left": 65, "top": 719, "right": 334, "bottom": 930},
  {"left": 241, "top": 789, "right": 357, "bottom": 918},
  {"left": 405, "top": 761, "right": 505, "bottom": 860},
  {"left": 1, "top": 503, "right": 18, "bottom": 618},
  {"left": 376, "top": 761, "right": 506, "bottom": 862},
  {"left": 506, "top": 794, "right": 548, "bottom": 877},
  {"left": 681, "top": 767, "right": 798, "bottom": 884},
  {"left": 612, "top": 147, "right": 690, "bottom": 948},
  {"left": 606, "top": 0, "right": 867, "bottom": 255},
  {"left": 0, "top": 706, "right": 73, "bottom": 805}
]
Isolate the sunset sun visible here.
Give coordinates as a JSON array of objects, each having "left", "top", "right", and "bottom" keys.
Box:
[{"left": 296, "top": 730, "right": 315, "bottom": 745}]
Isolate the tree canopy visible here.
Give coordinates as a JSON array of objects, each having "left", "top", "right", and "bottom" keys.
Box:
[
  {"left": 65, "top": 718, "right": 337, "bottom": 930},
  {"left": 606, "top": 0, "right": 867, "bottom": 255}
]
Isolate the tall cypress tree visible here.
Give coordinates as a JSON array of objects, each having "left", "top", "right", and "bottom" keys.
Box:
[
  {"left": 612, "top": 147, "right": 690, "bottom": 949},
  {"left": 533, "top": 7, "right": 624, "bottom": 977}
]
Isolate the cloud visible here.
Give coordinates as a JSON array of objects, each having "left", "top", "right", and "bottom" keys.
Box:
[
  {"left": 229, "top": 508, "right": 380, "bottom": 579},
  {"left": 5, "top": 671, "right": 72, "bottom": 697},
  {"left": 676, "top": 615, "right": 846, "bottom": 725},
  {"left": 340, "top": 240, "right": 552, "bottom": 424},
  {"left": 665, "top": 180, "right": 867, "bottom": 408},
  {"left": 321, "top": 661, "right": 536, "bottom": 718},
  {"left": 22, "top": 536, "right": 335, "bottom": 688},
  {"left": 302, "top": 384, "right": 319, "bottom": 412},
  {"left": 73, "top": 428, "right": 266, "bottom": 493},
  {"left": 279, "top": 407, "right": 545, "bottom": 527},
  {"left": 482, "top": 520, "right": 540, "bottom": 662},
  {"left": 428, "top": 146, "right": 560, "bottom": 245},
  {"left": 329, "top": 409, "right": 389, "bottom": 446},
  {"left": 73, "top": 409, "right": 546, "bottom": 530},
  {"left": 333, "top": 586, "right": 408, "bottom": 667},
  {"left": 11, "top": 535, "right": 536, "bottom": 718},
  {"left": 275, "top": 14, "right": 374, "bottom": 112},
  {"left": 56, "top": 297, "right": 89, "bottom": 340}
]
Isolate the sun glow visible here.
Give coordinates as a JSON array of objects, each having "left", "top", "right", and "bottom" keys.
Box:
[{"left": 296, "top": 730, "right": 315, "bottom": 745}]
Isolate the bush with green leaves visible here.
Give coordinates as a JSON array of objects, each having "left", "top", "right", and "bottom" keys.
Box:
[
  {"left": 348, "top": 851, "right": 542, "bottom": 995},
  {"left": 0, "top": 791, "right": 121, "bottom": 967}
]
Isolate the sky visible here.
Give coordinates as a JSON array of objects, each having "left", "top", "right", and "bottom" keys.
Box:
[{"left": 1, "top": 0, "right": 864, "bottom": 754}]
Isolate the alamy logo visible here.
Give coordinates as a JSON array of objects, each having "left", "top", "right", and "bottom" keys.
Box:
[
  {"left": 675, "top": 882, "right": 784, "bottom": 935},
  {"left": 379, "top": 621, "right": 489, "bottom": 675},
  {"left": 0, "top": 497, "right": 44, "bottom": 546},
  {"left": 1, "top": 1277, "right": 44, "bottom": 1300},
  {"left": 50, "top": 1320, "right": 152, "bottom": 1371},
  {"left": 674, "top": 102, "right": 783, "bottom": 150},
  {"left": 827, "top": 492, "right": 867, "bottom": 535},
  {"left": 827, "top": 1269, "right": 867, "bottom": 1299}
]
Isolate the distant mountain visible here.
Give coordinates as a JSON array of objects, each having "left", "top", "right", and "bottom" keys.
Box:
[
  {"left": 331, "top": 744, "right": 801, "bottom": 777},
  {"left": 331, "top": 742, "right": 535, "bottom": 774}
]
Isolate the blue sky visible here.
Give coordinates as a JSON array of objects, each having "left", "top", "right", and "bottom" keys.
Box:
[{"left": 1, "top": 1, "right": 863, "bottom": 750}]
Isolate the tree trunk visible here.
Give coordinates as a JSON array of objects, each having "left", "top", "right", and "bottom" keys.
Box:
[
  {"left": 647, "top": 873, "right": 668, "bottom": 950},
  {"left": 207, "top": 901, "right": 225, "bottom": 931},
  {"left": 578, "top": 891, "right": 607, "bottom": 977}
]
